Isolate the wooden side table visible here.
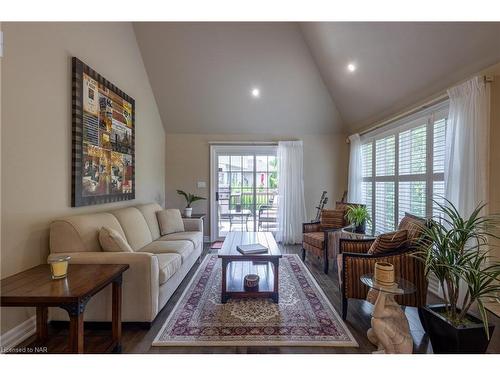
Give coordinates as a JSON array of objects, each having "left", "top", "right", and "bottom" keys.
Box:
[{"left": 1, "top": 264, "right": 129, "bottom": 354}]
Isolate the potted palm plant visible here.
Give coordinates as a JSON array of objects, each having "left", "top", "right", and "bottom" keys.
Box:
[
  {"left": 345, "top": 205, "right": 371, "bottom": 234},
  {"left": 176, "top": 190, "right": 206, "bottom": 218},
  {"left": 416, "top": 198, "right": 500, "bottom": 353}
]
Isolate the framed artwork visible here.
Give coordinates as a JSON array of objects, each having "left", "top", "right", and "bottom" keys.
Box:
[{"left": 72, "top": 57, "right": 135, "bottom": 207}]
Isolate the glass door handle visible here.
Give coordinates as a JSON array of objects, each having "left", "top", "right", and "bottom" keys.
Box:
[{"left": 216, "top": 192, "right": 219, "bottom": 201}]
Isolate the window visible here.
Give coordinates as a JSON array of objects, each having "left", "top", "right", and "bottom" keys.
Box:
[{"left": 361, "top": 105, "right": 447, "bottom": 235}]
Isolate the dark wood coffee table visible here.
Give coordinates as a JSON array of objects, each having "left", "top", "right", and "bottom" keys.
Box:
[
  {"left": 0, "top": 263, "right": 129, "bottom": 354},
  {"left": 218, "top": 232, "right": 282, "bottom": 303}
]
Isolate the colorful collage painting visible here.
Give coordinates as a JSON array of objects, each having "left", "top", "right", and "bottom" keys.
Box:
[{"left": 72, "top": 58, "right": 135, "bottom": 206}]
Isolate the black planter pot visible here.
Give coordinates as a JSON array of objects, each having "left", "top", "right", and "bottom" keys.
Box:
[
  {"left": 419, "top": 304, "right": 495, "bottom": 353},
  {"left": 354, "top": 221, "right": 366, "bottom": 234}
]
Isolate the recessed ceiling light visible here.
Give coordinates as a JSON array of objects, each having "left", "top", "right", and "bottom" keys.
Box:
[
  {"left": 347, "top": 63, "right": 357, "bottom": 73},
  {"left": 251, "top": 88, "right": 260, "bottom": 98}
]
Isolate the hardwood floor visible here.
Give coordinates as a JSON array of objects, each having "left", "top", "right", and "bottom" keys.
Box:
[{"left": 16, "top": 243, "right": 500, "bottom": 354}]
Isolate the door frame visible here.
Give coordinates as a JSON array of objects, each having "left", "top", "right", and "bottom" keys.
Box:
[{"left": 209, "top": 144, "right": 278, "bottom": 241}]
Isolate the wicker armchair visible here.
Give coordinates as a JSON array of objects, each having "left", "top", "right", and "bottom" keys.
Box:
[
  {"left": 302, "top": 202, "right": 363, "bottom": 274},
  {"left": 337, "top": 212, "right": 429, "bottom": 320}
]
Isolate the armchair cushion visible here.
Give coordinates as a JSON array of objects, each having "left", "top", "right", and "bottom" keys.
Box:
[
  {"left": 157, "top": 209, "right": 185, "bottom": 235},
  {"left": 320, "top": 209, "right": 345, "bottom": 230},
  {"left": 98, "top": 226, "right": 133, "bottom": 252},
  {"left": 367, "top": 229, "right": 408, "bottom": 255},
  {"left": 303, "top": 232, "right": 324, "bottom": 249}
]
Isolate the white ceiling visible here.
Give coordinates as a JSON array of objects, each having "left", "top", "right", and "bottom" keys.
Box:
[
  {"left": 301, "top": 22, "right": 500, "bottom": 131},
  {"left": 133, "top": 22, "right": 500, "bottom": 134},
  {"left": 133, "top": 22, "right": 342, "bottom": 135}
]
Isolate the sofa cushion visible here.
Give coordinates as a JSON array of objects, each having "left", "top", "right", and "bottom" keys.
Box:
[
  {"left": 155, "top": 253, "right": 182, "bottom": 285},
  {"left": 159, "top": 231, "right": 202, "bottom": 249},
  {"left": 157, "top": 209, "right": 185, "bottom": 236},
  {"left": 368, "top": 230, "right": 408, "bottom": 255},
  {"left": 138, "top": 240, "right": 194, "bottom": 262},
  {"left": 320, "top": 209, "right": 345, "bottom": 230},
  {"left": 98, "top": 227, "right": 133, "bottom": 252},
  {"left": 50, "top": 213, "right": 126, "bottom": 253},
  {"left": 303, "top": 232, "right": 324, "bottom": 249},
  {"left": 112, "top": 207, "right": 153, "bottom": 251},
  {"left": 136, "top": 203, "right": 163, "bottom": 241}
]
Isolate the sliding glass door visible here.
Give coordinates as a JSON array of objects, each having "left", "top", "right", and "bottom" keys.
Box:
[{"left": 210, "top": 145, "right": 278, "bottom": 240}]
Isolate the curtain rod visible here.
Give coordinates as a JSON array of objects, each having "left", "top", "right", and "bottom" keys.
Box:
[
  {"left": 208, "top": 141, "right": 278, "bottom": 145},
  {"left": 346, "top": 75, "right": 494, "bottom": 143}
]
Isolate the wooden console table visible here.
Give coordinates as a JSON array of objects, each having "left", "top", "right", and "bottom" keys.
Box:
[{"left": 0, "top": 264, "right": 129, "bottom": 354}]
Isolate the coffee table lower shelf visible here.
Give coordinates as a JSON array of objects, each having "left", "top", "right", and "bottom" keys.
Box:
[{"left": 220, "top": 259, "right": 280, "bottom": 304}]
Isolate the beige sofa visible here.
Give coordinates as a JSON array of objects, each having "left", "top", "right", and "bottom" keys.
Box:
[{"left": 47, "top": 203, "right": 202, "bottom": 323}]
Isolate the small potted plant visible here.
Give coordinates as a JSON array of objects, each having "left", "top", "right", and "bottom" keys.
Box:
[
  {"left": 345, "top": 205, "right": 371, "bottom": 234},
  {"left": 176, "top": 190, "right": 206, "bottom": 218},
  {"left": 416, "top": 198, "right": 500, "bottom": 353}
]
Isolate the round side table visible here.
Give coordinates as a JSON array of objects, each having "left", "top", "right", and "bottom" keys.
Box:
[{"left": 361, "top": 274, "right": 416, "bottom": 354}]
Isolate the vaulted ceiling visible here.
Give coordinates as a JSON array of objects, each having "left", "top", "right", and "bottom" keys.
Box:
[
  {"left": 300, "top": 22, "right": 500, "bottom": 131},
  {"left": 134, "top": 22, "right": 342, "bottom": 135},
  {"left": 134, "top": 22, "right": 500, "bottom": 134}
]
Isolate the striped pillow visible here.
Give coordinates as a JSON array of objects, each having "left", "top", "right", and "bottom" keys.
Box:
[
  {"left": 320, "top": 209, "right": 345, "bottom": 230},
  {"left": 368, "top": 229, "right": 408, "bottom": 255},
  {"left": 398, "top": 215, "right": 425, "bottom": 240}
]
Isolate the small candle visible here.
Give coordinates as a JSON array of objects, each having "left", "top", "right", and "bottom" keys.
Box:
[{"left": 49, "top": 256, "right": 71, "bottom": 279}]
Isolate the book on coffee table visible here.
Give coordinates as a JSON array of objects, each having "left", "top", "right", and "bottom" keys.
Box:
[{"left": 236, "top": 243, "right": 268, "bottom": 255}]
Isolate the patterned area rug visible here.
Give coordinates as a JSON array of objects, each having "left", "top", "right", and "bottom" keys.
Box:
[{"left": 153, "top": 254, "right": 358, "bottom": 347}]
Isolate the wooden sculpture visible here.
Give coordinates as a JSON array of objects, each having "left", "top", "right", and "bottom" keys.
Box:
[{"left": 366, "top": 262, "right": 413, "bottom": 354}]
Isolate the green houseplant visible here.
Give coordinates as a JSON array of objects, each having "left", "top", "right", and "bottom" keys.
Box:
[
  {"left": 176, "top": 190, "right": 206, "bottom": 218},
  {"left": 416, "top": 198, "right": 500, "bottom": 353},
  {"left": 345, "top": 205, "right": 371, "bottom": 234}
]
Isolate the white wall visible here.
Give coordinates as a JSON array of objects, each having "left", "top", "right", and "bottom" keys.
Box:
[
  {"left": 0, "top": 22, "right": 165, "bottom": 334},
  {"left": 165, "top": 133, "right": 348, "bottom": 237}
]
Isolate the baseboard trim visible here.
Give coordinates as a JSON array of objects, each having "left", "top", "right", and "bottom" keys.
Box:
[{"left": 0, "top": 316, "right": 36, "bottom": 350}]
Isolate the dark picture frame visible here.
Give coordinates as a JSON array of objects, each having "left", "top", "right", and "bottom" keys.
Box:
[{"left": 72, "top": 57, "right": 135, "bottom": 207}]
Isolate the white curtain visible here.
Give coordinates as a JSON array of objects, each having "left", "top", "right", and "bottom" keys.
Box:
[
  {"left": 347, "top": 133, "right": 363, "bottom": 203},
  {"left": 445, "top": 76, "right": 490, "bottom": 217},
  {"left": 276, "top": 140, "right": 307, "bottom": 244}
]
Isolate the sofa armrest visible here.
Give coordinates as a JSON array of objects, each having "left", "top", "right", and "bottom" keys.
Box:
[
  {"left": 47, "top": 251, "right": 160, "bottom": 321},
  {"left": 183, "top": 218, "right": 203, "bottom": 232}
]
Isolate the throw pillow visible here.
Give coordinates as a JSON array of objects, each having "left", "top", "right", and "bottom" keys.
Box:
[
  {"left": 368, "top": 229, "right": 408, "bottom": 255},
  {"left": 99, "top": 226, "right": 133, "bottom": 252},
  {"left": 320, "top": 209, "right": 345, "bottom": 230},
  {"left": 157, "top": 209, "right": 185, "bottom": 236},
  {"left": 398, "top": 215, "right": 425, "bottom": 240}
]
